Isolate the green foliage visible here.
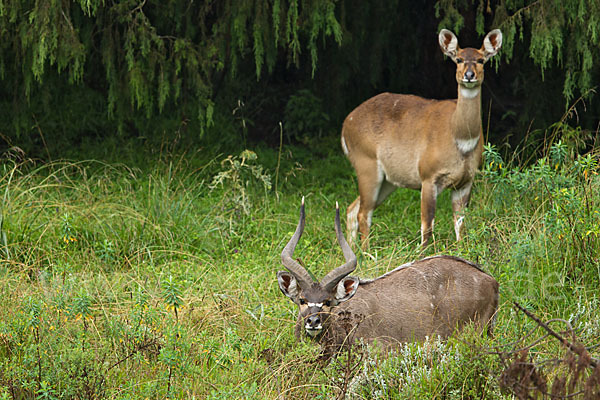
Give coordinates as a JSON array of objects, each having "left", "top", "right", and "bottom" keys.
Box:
[
  {"left": 0, "top": 0, "right": 343, "bottom": 143},
  {"left": 69, "top": 289, "right": 92, "bottom": 320},
  {"left": 96, "top": 238, "right": 116, "bottom": 266},
  {"left": 1, "top": 0, "right": 599, "bottom": 156},
  {"left": 284, "top": 89, "right": 330, "bottom": 143},
  {"left": 60, "top": 213, "right": 77, "bottom": 246},
  {"left": 162, "top": 275, "right": 183, "bottom": 319},
  {"left": 0, "top": 213, "right": 8, "bottom": 260},
  {"left": 210, "top": 149, "right": 272, "bottom": 216},
  {"left": 208, "top": 381, "right": 260, "bottom": 400},
  {"left": 0, "top": 138, "right": 599, "bottom": 398},
  {"left": 436, "top": 0, "right": 600, "bottom": 103},
  {"left": 481, "top": 139, "right": 600, "bottom": 272}
]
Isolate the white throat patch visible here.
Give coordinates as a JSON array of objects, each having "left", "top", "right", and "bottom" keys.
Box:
[
  {"left": 455, "top": 137, "right": 480, "bottom": 154},
  {"left": 460, "top": 87, "right": 480, "bottom": 99}
]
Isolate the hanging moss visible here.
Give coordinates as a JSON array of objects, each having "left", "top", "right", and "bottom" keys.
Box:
[
  {"left": 0, "top": 0, "right": 343, "bottom": 143},
  {"left": 0, "top": 1, "right": 598, "bottom": 155}
]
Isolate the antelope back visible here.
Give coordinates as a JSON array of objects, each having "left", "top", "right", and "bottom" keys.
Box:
[{"left": 336, "top": 256, "right": 499, "bottom": 346}]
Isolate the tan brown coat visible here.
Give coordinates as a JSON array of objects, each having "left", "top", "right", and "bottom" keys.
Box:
[{"left": 342, "top": 29, "right": 503, "bottom": 247}]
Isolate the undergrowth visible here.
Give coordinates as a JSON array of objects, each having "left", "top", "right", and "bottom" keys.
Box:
[{"left": 0, "top": 134, "right": 598, "bottom": 398}]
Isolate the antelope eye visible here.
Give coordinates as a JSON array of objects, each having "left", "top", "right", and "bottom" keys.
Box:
[
  {"left": 477, "top": 58, "right": 485, "bottom": 64},
  {"left": 456, "top": 58, "right": 464, "bottom": 64},
  {"left": 299, "top": 298, "right": 307, "bottom": 305},
  {"left": 323, "top": 300, "right": 331, "bottom": 307}
]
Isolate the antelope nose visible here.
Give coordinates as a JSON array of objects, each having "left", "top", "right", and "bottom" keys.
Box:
[
  {"left": 464, "top": 70, "right": 475, "bottom": 80},
  {"left": 307, "top": 315, "right": 321, "bottom": 328}
]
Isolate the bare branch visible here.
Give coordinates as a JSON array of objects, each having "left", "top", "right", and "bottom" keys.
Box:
[{"left": 513, "top": 302, "right": 598, "bottom": 369}]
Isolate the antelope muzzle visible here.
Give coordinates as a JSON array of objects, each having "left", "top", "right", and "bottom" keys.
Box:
[{"left": 303, "top": 306, "right": 324, "bottom": 336}]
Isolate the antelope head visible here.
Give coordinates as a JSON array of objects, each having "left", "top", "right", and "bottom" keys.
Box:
[
  {"left": 277, "top": 198, "right": 358, "bottom": 338},
  {"left": 439, "top": 29, "right": 502, "bottom": 90}
]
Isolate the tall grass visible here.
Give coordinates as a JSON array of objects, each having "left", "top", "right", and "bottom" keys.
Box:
[{"left": 0, "top": 138, "right": 598, "bottom": 398}]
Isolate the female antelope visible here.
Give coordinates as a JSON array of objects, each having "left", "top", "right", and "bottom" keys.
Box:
[{"left": 342, "top": 29, "right": 503, "bottom": 247}]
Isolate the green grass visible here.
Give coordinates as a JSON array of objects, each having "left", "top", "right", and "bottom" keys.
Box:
[{"left": 0, "top": 141, "right": 598, "bottom": 399}]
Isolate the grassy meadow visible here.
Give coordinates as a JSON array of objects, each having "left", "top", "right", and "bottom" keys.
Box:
[{"left": 0, "top": 137, "right": 599, "bottom": 399}]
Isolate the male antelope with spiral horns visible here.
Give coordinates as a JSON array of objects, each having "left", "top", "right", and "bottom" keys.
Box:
[
  {"left": 342, "top": 29, "right": 503, "bottom": 247},
  {"left": 277, "top": 198, "right": 499, "bottom": 354}
]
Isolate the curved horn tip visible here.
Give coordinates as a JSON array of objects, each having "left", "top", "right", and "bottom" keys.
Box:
[
  {"left": 301, "top": 196, "right": 305, "bottom": 206},
  {"left": 336, "top": 201, "right": 339, "bottom": 210}
]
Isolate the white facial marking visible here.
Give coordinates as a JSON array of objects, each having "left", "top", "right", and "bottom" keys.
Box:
[
  {"left": 455, "top": 136, "right": 480, "bottom": 153},
  {"left": 460, "top": 87, "right": 480, "bottom": 99},
  {"left": 305, "top": 326, "right": 322, "bottom": 336},
  {"left": 307, "top": 302, "right": 323, "bottom": 308}
]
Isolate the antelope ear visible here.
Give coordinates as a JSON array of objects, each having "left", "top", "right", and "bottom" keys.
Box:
[
  {"left": 481, "top": 29, "right": 502, "bottom": 61},
  {"left": 439, "top": 29, "right": 459, "bottom": 60},
  {"left": 334, "top": 276, "right": 359, "bottom": 303},
  {"left": 277, "top": 271, "right": 299, "bottom": 301}
]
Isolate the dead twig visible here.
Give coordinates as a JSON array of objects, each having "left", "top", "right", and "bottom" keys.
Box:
[{"left": 513, "top": 302, "right": 598, "bottom": 369}]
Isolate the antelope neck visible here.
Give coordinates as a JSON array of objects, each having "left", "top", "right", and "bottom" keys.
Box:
[{"left": 452, "top": 85, "right": 482, "bottom": 144}]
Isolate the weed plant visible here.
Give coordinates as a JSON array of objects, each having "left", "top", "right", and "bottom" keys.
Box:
[{"left": 0, "top": 134, "right": 598, "bottom": 398}]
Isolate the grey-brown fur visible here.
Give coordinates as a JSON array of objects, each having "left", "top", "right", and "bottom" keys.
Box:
[
  {"left": 278, "top": 200, "right": 499, "bottom": 355},
  {"left": 318, "top": 255, "right": 498, "bottom": 352}
]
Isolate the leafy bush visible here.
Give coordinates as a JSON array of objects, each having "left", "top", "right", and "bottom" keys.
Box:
[
  {"left": 480, "top": 141, "right": 600, "bottom": 277},
  {"left": 284, "top": 89, "right": 330, "bottom": 143},
  {"left": 210, "top": 149, "right": 272, "bottom": 216}
]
